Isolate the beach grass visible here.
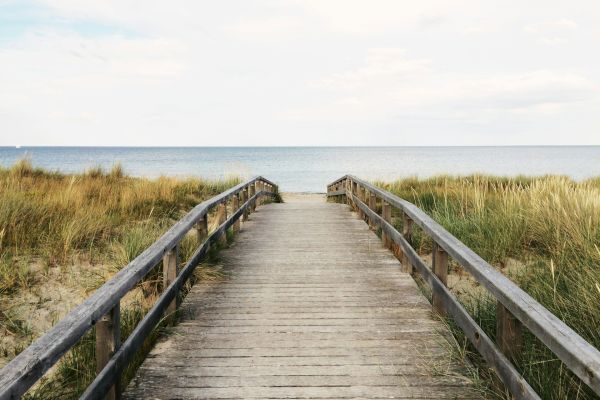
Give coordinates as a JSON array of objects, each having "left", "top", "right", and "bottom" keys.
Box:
[
  {"left": 0, "top": 159, "right": 241, "bottom": 398},
  {"left": 376, "top": 175, "right": 600, "bottom": 399}
]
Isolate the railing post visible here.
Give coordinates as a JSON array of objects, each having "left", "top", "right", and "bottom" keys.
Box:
[
  {"left": 402, "top": 212, "right": 413, "bottom": 240},
  {"left": 497, "top": 302, "right": 523, "bottom": 363},
  {"left": 255, "top": 181, "right": 262, "bottom": 208},
  {"left": 351, "top": 181, "right": 357, "bottom": 211},
  {"left": 249, "top": 184, "right": 256, "bottom": 212},
  {"left": 401, "top": 212, "right": 413, "bottom": 273},
  {"left": 381, "top": 201, "right": 391, "bottom": 248},
  {"left": 242, "top": 188, "right": 249, "bottom": 221},
  {"left": 218, "top": 202, "right": 227, "bottom": 246},
  {"left": 368, "top": 192, "right": 377, "bottom": 229},
  {"left": 196, "top": 214, "right": 208, "bottom": 244},
  {"left": 256, "top": 182, "right": 262, "bottom": 206},
  {"left": 96, "top": 304, "right": 120, "bottom": 400},
  {"left": 358, "top": 186, "right": 365, "bottom": 220},
  {"left": 163, "top": 246, "right": 178, "bottom": 318},
  {"left": 345, "top": 179, "right": 351, "bottom": 206},
  {"left": 233, "top": 193, "right": 241, "bottom": 233},
  {"left": 432, "top": 242, "right": 448, "bottom": 317}
]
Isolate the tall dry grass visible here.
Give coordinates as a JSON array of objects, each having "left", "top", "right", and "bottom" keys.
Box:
[
  {"left": 0, "top": 159, "right": 241, "bottom": 398},
  {"left": 378, "top": 175, "right": 600, "bottom": 399},
  {"left": 0, "top": 159, "right": 240, "bottom": 293}
]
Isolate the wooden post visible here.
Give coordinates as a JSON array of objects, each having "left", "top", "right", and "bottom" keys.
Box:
[
  {"left": 368, "top": 193, "right": 377, "bottom": 229},
  {"left": 256, "top": 182, "right": 262, "bottom": 206},
  {"left": 96, "top": 304, "right": 120, "bottom": 400},
  {"left": 356, "top": 185, "right": 361, "bottom": 218},
  {"left": 196, "top": 214, "right": 208, "bottom": 244},
  {"left": 163, "top": 246, "right": 178, "bottom": 317},
  {"left": 233, "top": 194, "right": 241, "bottom": 233},
  {"left": 401, "top": 212, "right": 414, "bottom": 273},
  {"left": 402, "top": 212, "right": 413, "bottom": 240},
  {"left": 432, "top": 242, "right": 448, "bottom": 317},
  {"left": 249, "top": 184, "right": 256, "bottom": 212},
  {"left": 358, "top": 186, "right": 365, "bottom": 220},
  {"left": 242, "top": 188, "right": 249, "bottom": 221},
  {"left": 217, "top": 202, "right": 227, "bottom": 246},
  {"left": 346, "top": 180, "right": 351, "bottom": 206},
  {"left": 497, "top": 302, "right": 523, "bottom": 362},
  {"left": 254, "top": 182, "right": 261, "bottom": 208},
  {"left": 382, "top": 201, "right": 391, "bottom": 248}
]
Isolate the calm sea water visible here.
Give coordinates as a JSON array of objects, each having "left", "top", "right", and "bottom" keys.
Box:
[{"left": 0, "top": 147, "right": 598, "bottom": 192}]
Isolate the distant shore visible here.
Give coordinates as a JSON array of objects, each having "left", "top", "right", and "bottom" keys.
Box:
[{"left": 1, "top": 146, "right": 599, "bottom": 192}]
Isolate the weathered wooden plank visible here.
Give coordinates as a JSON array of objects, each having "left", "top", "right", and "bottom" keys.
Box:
[
  {"left": 126, "top": 384, "right": 480, "bottom": 399},
  {"left": 81, "top": 190, "right": 266, "bottom": 399},
  {"left": 124, "top": 195, "right": 477, "bottom": 399},
  {"left": 143, "top": 345, "right": 449, "bottom": 357},
  {"left": 125, "top": 374, "right": 472, "bottom": 387}
]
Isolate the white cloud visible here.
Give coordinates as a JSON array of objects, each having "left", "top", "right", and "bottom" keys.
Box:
[
  {"left": 286, "top": 48, "right": 597, "bottom": 123},
  {"left": 524, "top": 18, "right": 578, "bottom": 34},
  {"left": 222, "top": 16, "right": 308, "bottom": 42},
  {"left": 0, "top": 1, "right": 599, "bottom": 145},
  {"left": 447, "top": 71, "right": 595, "bottom": 110},
  {"left": 0, "top": 31, "right": 188, "bottom": 140},
  {"left": 288, "top": 0, "right": 469, "bottom": 35},
  {"left": 312, "top": 48, "right": 431, "bottom": 91},
  {"left": 524, "top": 18, "right": 578, "bottom": 45}
]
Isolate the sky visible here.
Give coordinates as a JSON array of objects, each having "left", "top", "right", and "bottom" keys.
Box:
[{"left": 0, "top": 0, "right": 599, "bottom": 146}]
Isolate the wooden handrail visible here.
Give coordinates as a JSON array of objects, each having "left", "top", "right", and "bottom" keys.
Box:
[
  {"left": 0, "top": 176, "right": 277, "bottom": 400},
  {"left": 327, "top": 175, "right": 600, "bottom": 399}
]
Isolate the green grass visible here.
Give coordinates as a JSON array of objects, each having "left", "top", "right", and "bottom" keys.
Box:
[{"left": 376, "top": 174, "right": 600, "bottom": 399}]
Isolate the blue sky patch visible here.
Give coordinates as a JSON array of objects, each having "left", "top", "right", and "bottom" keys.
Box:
[{"left": 0, "top": 1, "right": 139, "bottom": 44}]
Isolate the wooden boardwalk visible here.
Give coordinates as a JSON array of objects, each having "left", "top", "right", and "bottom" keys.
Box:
[{"left": 124, "top": 195, "right": 479, "bottom": 399}]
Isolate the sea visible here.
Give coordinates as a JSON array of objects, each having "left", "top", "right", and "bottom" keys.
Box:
[{"left": 0, "top": 146, "right": 598, "bottom": 192}]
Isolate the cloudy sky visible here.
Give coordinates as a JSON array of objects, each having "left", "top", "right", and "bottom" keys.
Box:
[{"left": 1, "top": 1, "right": 599, "bottom": 146}]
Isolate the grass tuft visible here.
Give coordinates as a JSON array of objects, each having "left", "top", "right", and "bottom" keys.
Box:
[
  {"left": 0, "top": 159, "right": 242, "bottom": 398},
  {"left": 379, "top": 174, "right": 600, "bottom": 399}
]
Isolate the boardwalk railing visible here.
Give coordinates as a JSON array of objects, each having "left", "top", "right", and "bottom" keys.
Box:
[
  {"left": 327, "top": 175, "right": 600, "bottom": 400},
  {"left": 0, "top": 177, "right": 278, "bottom": 400}
]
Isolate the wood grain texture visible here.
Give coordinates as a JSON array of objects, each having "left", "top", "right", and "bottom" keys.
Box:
[
  {"left": 95, "top": 304, "right": 121, "bottom": 400},
  {"left": 124, "top": 196, "right": 478, "bottom": 399}
]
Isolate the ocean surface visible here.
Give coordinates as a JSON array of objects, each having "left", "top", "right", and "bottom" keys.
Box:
[{"left": 0, "top": 146, "right": 598, "bottom": 192}]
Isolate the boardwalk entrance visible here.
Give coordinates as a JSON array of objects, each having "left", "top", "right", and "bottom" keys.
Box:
[
  {"left": 4, "top": 177, "right": 599, "bottom": 399},
  {"left": 124, "top": 195, "right": 477, "bottom": 399}
]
